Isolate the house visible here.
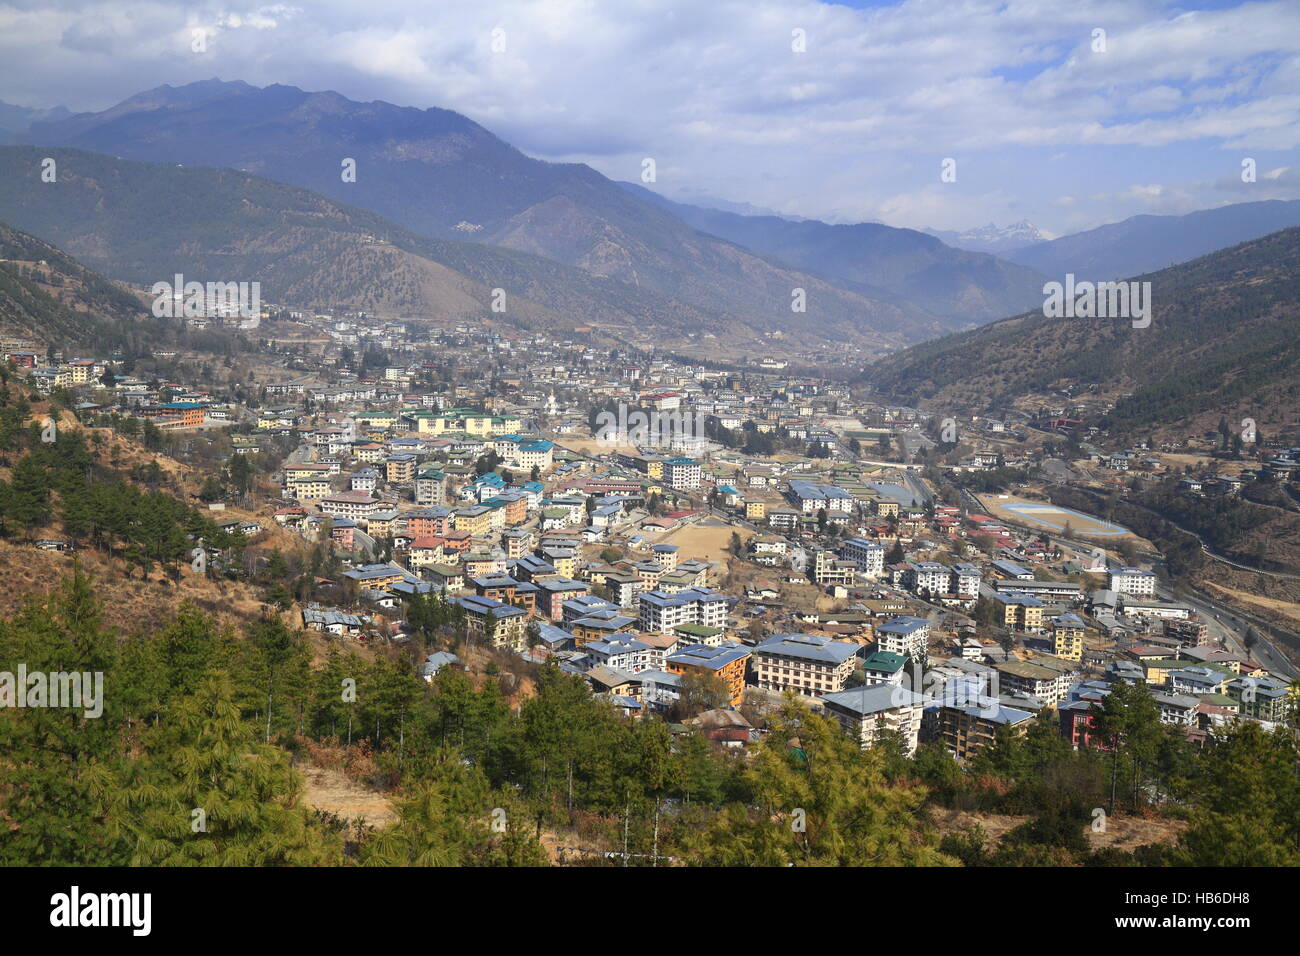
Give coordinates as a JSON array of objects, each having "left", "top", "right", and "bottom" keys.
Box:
[
  {"left": 419, "top": 651, "right": 462, "bottom": 682},
  {"left": 301, "top": 607, "right": 364, "bottom": 636}
]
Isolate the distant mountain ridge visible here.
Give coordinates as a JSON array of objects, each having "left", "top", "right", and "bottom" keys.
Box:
[
  {"left": 0, "top": 146, "right": 938, "bottom": 348},
  {"left": 0, "top": 101, "right": 71, "bottom": 144},
  {"left": 1007, "top": 200, "right": 1300, "bottom": 280},
  {"left": 23, "top": 78, "right": 1042, "bottom": 334},
  {"left": 923, "top": 220, "right": 1053, "bottom": 255},
  {"left": 618, "top": 183, "right": 1049, "bottom": 322},
  {"left": 866, "top": 227, "right": 1300, "bottom": 438}
]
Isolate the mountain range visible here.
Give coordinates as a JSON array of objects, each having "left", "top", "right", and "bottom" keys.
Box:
[
  {"left": 618, "top": 184, "right": 1048, "bottom": 321},
  {"left": 1006, "top": 200, "right": 1300, "bottom": 281},
  {"left": 17, "top": 79, "right": 1048, "bottom": 335},
  {"left": 923, "top": 220, "right": 1053, "bottom": 255},
  {"left": 7, "top": 79, "right": 1300, "bottom": 359},
  {"left": 0, "top": 145, "right": 766, "bottom": 344},
  {"left": 865, "top": 228, "right": 1300, "bottom": 438}
]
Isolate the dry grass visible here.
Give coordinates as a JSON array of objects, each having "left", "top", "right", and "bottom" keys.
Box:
[
  {"left": 660, "top": 518, "right": 754, "bottom": 563},
  {"left": 297, "top": 762, "right": 397, "bottom": 829},
  {"left": 931, "top": 807, "right": 1185, "bottom": 853}
]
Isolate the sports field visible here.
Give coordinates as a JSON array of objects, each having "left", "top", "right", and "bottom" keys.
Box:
[{"left": 979, "top": 495, "right": 1130, "bottom": 537}]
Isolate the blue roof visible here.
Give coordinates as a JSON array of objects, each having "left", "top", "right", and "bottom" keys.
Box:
[
  {"left": 666, "top": 642, "right": 750, "bottom": 670},
  {"left": 756, "top": 633, "right": 862, "bottom": 665},
  {"left": 877, "top": 616, "right": 929, "bottom": 636}
]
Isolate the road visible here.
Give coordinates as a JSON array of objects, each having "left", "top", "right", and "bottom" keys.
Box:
[{"left": 965, "top": 487, "right": 1298, "bottom": 677}]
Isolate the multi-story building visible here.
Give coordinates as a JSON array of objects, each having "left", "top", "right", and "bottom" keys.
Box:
[
  {"left": 925, "top": 697, "right": 1035, "bottom": 760},
  {"left": 452, "top": 595, "right": 530, "bottom": 651},
  {"left": 1051, "top": 612, "right": 1087, "bottom": 661},
  {"left": 995, "top": 658, "right": 1073, "bottom": 704},
  {"left": 349, "top": 468, "right": 380, "bottom": 492},
  {"left": 287, "top": 478, "right": 331, "bottom": 501},
  {"left": 318, "top": 490, "right": 381, "bottom": 522},
  {"left": 414, "top": 467, "right": 448, "bottom": 507},
  {"left": 874, "top": 616, "right": 931, "bottom": 664},
  {"left": 584, "top": 635, "right": 657, "bottom": 674},
  {"left": 1227, "top": 676, "right": 1292, "bottom": 722},
  {"left": 840, "top": 537, "right": 884, "bottom": 578},
  {"left": 813, "top": 550, "right": 856, "bottom": 586},
  {"left": 663, "top": 457, "right": 703, "bottom": 491},
  {"left": 751, "top": 633, "right": 862, "bottom": 698},
  {"left": 1163, "top": 617, "right": 1211, "bottom": 647},
  {"left": 665, "top": 641, "right": 751, "bottom": 708},
  {"left": 909, "top": 561, "right": 952, "bottom": 596},
  {"left": 822, "top": 685, "right": 925, "bottom": 754},
  {"left": 453, "top": 505, "right": 492, "bottom": 536},
  {"left": 1109, "top": 566, "right": 1158, "bottom": 597},
  {"left": 639, "top": 587, "right": 728, "bottom": 633},
  {"left": 994, "top": 593, "right": 1046, "bottom": 633},
  {"left": 950, "top": 563, "right": 982, "bottom": 600}
]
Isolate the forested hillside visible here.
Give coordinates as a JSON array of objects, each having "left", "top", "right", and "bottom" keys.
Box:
[
  {"left": 866, "top": 229, "right": 1300, "bottom": 439},
  {"left": 0, "top": 219, "right": 155, "bottom": 351}
]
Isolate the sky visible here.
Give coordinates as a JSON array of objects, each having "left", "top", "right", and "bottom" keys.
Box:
[{"left": 2, "top": 0, "right": 1299, "bottom": 236}]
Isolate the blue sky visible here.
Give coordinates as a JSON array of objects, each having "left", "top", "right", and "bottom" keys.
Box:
[{"left": 1, "top": 0, "right": 1298, "bottom": 236}]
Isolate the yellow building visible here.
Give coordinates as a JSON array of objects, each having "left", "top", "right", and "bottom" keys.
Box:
[
  {"left": 453, "top": 506, "right": 492, "bottom": 536},
  {"left": 1050, "top": 613, "right": 1086, "bottom": 662},
  {"left": 287, "top": 478, "right": 331, "bottom": 500}
]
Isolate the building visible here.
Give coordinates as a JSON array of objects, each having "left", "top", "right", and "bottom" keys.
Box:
[
  {"left": 751, "top": 633, "right": 862, "bottom": 698},
  {"left": 318, "top": 490, "right": 380, "bottom": 521},
  {"left": 1051, "top": 612, "right": 1087, "bottom": 662},
  {"left": 840, "top": 537, "right": 885, "bottom": 578},
  {"left": 996, "top": 659, "right": 1073, "bottom": 704},
  {"left": 994, "top": 593, "right": 1046, "bottom": 633},
  {"left": 822, "top": 685, "right": 925, "bottom": 754},
  {"left": 665, "top": 642, "right": 751, "bottom": 708},
  {"left": 1163, "top": 617, "right": 1211, "bottom": 648},
  {"left": 663, "top": 457, "right": 703, "bottom": 491},
  {"left": 639, "top": 587, "right": 728, "bottom": 633},
  {"left": 452, "top": 595, "right": 530, "bottom": 651},
  {"left": 813, "top": 550, "right": 857, "bottom": 586},
  {"left": 925, "top": 698, "right": 1035, "bottom": 760},
  {"left": 1226, "top": 676, "right": 1292, "bottom": 722},
  {"left": 414, "top": 467, "right": 448, "bottom": 507},
  {"left": 874, "top": 616, "right": 930, "bottom": 664},
  {"left": 1109, "top": 566, "right": 1157, "bottom": 598}
]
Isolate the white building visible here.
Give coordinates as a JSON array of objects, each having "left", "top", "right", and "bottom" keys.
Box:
[
  {"left": 841, "top": 537, "right": 885, "bottom": 578},
  {"left": 1109, "top": 566, "right": 1157, "bottom": 598}
]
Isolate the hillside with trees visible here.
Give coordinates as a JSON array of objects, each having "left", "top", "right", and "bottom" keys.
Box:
[{"left": 866, "top": 228, "right": 1300, "bottom": 441}]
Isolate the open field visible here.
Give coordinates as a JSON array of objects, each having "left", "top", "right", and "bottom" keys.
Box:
[
  {"left": 553, "top": 434, "right": 638, "bottom": 457},
  {"left": 979, "top": 493, "right": 1137, "bottom": 539},
  {"left": 660, "top": 516, "right": 755, "bottom": 563}
]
